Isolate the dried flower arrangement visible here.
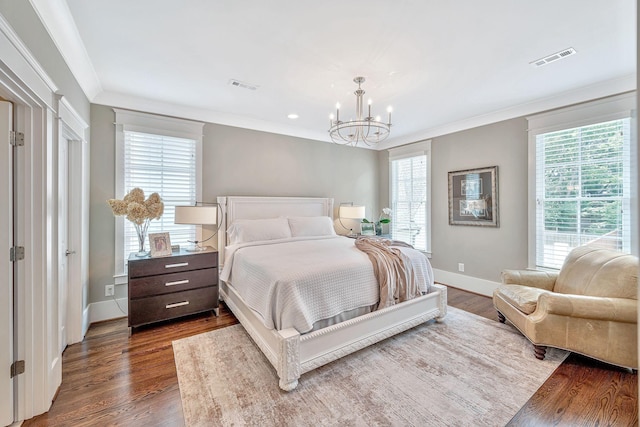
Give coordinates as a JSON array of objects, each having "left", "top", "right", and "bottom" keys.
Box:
[{"left": 107, "top": 188, "right": 164, "bottom": 255}]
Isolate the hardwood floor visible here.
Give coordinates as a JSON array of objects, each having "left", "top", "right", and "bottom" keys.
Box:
[
  {"left": 22, "top": 287, "right": 637, "bottom": 426},
  {"left": 22, "top": 310, "right": 238, "bottom": 427}
]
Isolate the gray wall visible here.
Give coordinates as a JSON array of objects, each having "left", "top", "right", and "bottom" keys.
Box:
[
  {"left": 379, "top": 118, "right": 529, "bottom": 286},
  {"left": 0, "top": 1, "right": 90, "bottom": 122},
  {"left": 89, "top": 104, "right": 379, "bottom": 303}
]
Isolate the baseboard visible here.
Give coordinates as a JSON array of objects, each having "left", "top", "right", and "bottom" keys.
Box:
[
  {"left": 88, "top": 297, "right": 128, "bottom": 324},
  {"left": 82, "top": 305, "right": 91, "bottom": 337},
  {"left": 432, "top": 269, "right": 500, "bottom": 297}
]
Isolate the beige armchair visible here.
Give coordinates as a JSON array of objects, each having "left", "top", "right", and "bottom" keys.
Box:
[{"left": 493, "top": 245, "right": 638, "bottom": 369}]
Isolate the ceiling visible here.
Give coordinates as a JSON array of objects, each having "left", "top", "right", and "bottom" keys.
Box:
[{"left": 31, "top": 0, "right": 636, "bottom": 150}]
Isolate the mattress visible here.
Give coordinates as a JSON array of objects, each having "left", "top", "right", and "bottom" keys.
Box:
[{"left": 220, "top": 235, "right": 433, "bottom": 333}]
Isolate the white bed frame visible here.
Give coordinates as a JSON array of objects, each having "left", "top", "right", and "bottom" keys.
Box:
[{"left": 217, "top": 196, "right": 447, "bottom": 391}]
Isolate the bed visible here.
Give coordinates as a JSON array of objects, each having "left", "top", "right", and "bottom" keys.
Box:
[{"left": 217, "top": 196, "right": 447, "bottom": 391}]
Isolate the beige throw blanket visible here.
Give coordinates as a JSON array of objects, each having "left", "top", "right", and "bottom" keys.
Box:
[{"left": 354, "top": 236, "right": 422, "bottom": 309}]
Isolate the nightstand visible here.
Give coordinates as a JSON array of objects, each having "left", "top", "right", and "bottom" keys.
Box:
[{"left": 127, "top": 249, "right": 219, "bottom": 330}]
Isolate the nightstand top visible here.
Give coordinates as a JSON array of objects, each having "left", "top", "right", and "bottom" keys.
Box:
[{"left": 128, "top": 247, "right": 217, "bottom": 261}]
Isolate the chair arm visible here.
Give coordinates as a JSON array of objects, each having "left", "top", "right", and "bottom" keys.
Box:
[
  {"left": 501, "top": 269, "right": 558, "bottom": 291},
  {"left": 536, "top": 293, "right": 637, "bottom": 323}
]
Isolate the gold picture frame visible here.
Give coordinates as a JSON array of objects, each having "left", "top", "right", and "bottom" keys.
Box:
[
  {"left": 448, "top": 166, "right": 499, "bottom": 227},
  {"left": 149, "top": 232, "right": 172, "bottom": 257}
]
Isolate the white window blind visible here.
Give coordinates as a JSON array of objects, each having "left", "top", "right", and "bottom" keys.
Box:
[
  {"left": 535, "top": 118, "right": 631, "bottom": 269},
  {"left": 389, "top": 141, "right": 431, "bottom": 253},
  {"left": 123, "top": 131, "right": 197, "bottom": 265},
  {"left": 114, "top": 109, "right": 204, "bottom": 278}
]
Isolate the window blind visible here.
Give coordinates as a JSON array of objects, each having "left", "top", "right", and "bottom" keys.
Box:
[
  {"left": 535, "top": 118, "right": 630, "bottom": 269},
  {"left": 122, "top": 130, "right": 197, "bottom": 269},
  {"left": 390, "top": 154, "right": 428, "bottom": 252}
]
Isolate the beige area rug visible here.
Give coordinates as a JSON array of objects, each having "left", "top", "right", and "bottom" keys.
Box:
[{"left": 173, "top": 307, "right": 567, "bottom": 427}]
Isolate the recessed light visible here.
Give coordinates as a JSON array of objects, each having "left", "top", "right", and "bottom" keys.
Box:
[{"left": 287, "top": 114, "right": 299, "bottom": 119}]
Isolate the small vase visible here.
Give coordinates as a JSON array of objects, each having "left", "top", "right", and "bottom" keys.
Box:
[{"left": 134, "top": 221, "right": 149, "bottom": 257}]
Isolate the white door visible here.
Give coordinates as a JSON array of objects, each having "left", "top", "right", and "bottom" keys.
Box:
[
  {"left": 0, "top": 100, "right": 15, "bottom": 425},
  {"left": 58, "top": 137, "right": 69, "bottom": 353}
]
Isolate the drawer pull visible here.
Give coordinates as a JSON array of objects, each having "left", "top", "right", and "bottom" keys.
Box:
[
  {"left": 166, "top": 301, "right": 189, "bottom": 309},
  {"left": 165, "top": 279, "right": 189, "bottom": 287},
  {"left": 165, "top": 262, "right": 189, "bottom": 269}
]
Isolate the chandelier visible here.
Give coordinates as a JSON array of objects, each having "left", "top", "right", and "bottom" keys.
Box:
[{"left": 328, "top": 76, "right": 392, "bottom": 146}]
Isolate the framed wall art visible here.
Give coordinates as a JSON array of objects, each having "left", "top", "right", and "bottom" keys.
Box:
[
  {"left": 149, "top": 232, "right": 172, "bottom": 257},
  {"left": 448, "top": 166, "right": 499, "bottom": 227}
]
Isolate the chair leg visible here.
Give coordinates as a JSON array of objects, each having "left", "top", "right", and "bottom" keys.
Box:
[
  {"left": 497, "top": 311, "right": 506, "bottom": 323},
  {"left": 533, "top": 345, "right": 547, "bottom": 360}
]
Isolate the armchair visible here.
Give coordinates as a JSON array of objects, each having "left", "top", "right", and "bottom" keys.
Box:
[{"left": 493, "top": 245, "right": 638, "bottom": 369}]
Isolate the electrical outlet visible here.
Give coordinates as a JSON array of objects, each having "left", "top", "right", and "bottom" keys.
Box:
[
  {"left": 105, "top": 284, "right": 115, "bottom": 297},
  {"left": 458, "top": 263, "right": 465, "bottom": 272}
]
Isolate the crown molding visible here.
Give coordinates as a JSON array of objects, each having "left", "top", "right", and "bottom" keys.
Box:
[
  {"left": 29, "top": 0, "right": 102, "bottom": 100},
  {"left": 379, "top": 74, "right": 636, "bottom": 151}
]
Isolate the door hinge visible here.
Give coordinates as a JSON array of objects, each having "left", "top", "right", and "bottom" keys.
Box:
[
  {"left": 10, "top": 246, "right": 24, "bottom": 262},
  {"left": 10, "top": 360, "right": 25, "bottom": 378},
  {"left": 10, "top": 131, "right": 24, "bottom": 147}
]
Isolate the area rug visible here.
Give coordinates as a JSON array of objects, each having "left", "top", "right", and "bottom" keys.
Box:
[{"left": 173, "top": 307, "right": 567, "bottom": 426}]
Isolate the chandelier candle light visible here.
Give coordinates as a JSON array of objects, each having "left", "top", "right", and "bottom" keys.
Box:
[{"left": 329, "top": 76, "right": 392, "bottom": 146}]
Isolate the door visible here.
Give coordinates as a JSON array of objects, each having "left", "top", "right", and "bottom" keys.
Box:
[
  {"left": 58, "top": 137, "right": 70, "bottom": 353},
  {"left": 0, "top": 100, "right": 14, "bottom": 425}
]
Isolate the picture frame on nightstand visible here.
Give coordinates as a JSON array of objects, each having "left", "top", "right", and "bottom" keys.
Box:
[
  {"left": 149, "top": 232, "right": 172, "bottom": 257},
  {"left": 361, "top": 222, "right": 375, "bottom": 236}
]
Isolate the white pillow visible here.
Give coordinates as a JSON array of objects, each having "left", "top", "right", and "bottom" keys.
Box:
[
  {"left": 227, "top": 217, "right": 292, "bottom": 244},
  {"left": 288, "top": 216, "right": 336, "bottom": 237}
]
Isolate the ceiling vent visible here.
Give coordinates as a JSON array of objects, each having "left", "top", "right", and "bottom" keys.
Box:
[
  {"left": 228, "top": 79, "right": 259, "bottom": 91},
  {"left": 530, "top": 47, "right": 576, "bottom": 67}
]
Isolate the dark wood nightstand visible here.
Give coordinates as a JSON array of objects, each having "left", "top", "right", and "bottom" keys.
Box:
[{"left": 127, "top": 249, "right": 218, "bottom": 330}]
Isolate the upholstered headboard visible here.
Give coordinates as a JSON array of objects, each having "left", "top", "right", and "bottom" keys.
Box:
[{"left": 216, "top": 196, "right": 334, "bottom": 267}]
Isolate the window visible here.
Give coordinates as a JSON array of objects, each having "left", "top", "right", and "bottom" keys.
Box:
[
  {"left": 114, "top": 109, "right": 204, "bottom": 277},
  {"left": 389, "top": 141, "right": 431, "bottom": 253},
  {"left": 528, "top": 93, "right": 636, "bottom": 269}
]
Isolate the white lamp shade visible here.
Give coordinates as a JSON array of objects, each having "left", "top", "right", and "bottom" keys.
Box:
[
  {"left": 339, "top": 205, "right": 366, "bottom": 219},
  {"left": 174, "top": 205, "right": 217, "bottom": 225}
]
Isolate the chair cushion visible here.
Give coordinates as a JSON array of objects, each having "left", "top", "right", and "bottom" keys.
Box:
[{"left": 494, "top": 285, "right": 550, "bottom": 315}]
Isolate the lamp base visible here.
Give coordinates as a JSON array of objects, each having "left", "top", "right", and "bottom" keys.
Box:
[{"left": 185, "top": 245, "right": 211, "bottom": 252}]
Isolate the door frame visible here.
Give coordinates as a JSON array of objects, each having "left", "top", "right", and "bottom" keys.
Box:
[
  {"left": 0, "top": 99, "right": 14, "bottom": 427},
  {"left": 0, "top": 14, "right": 89, "bottom": 422},
  {"left": 58, "top": 97, "right": 90, "bottom": 344}
]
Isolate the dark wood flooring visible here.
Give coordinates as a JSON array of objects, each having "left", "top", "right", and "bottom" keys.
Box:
[{"left": 22, "top": 286, "right": 638, "bottom": 426}]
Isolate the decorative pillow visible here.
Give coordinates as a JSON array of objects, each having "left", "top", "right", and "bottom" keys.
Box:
[
  {"left": 288, "top": 216, "right": 336, "bottom": 237},
  {"left": 227, "top": 217, "right": 292, "bottom": 244}
]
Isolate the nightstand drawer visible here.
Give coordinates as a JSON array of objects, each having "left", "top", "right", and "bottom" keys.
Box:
[
  {"left": 128, "top": 251, "right": 218, "bottom": 278},
  {"left": 128, "top": 286, "right": 218, "bottom": 327},
  {"left": 129, "top": 267, "right": 217, "bottom": 298}
]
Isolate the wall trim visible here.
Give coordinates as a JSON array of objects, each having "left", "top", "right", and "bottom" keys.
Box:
[
  {"left": 433, "top": 268, "right": 500, "bottom": 297},
  {"left": 82, "top": 306, "right": 90, "bottom": 338},
  {"left": 28, "top": 0, "right": 102, "bottom": 99},
  {"left": 379, "top": 74, "right": 636, "bottom": 150},
  {"left": 0, "top": 12, "right": 57, "bottom": 109},
  {"left": 88, "top": 298, "right": 128, "bottom": 324}
]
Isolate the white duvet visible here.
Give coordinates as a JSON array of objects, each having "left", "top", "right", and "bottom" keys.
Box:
[{"left": 221, "top": 236, "right": 434, "bottom": 333}]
